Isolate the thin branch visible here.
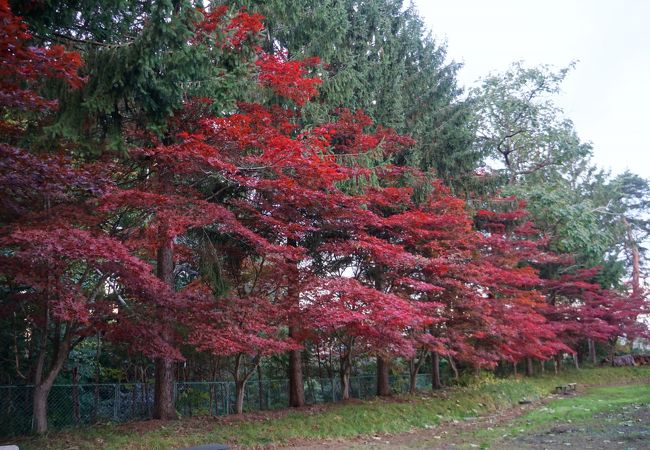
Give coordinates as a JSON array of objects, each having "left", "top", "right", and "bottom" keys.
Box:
[{"left": 47, "top": 31, "right": 133, "bottom": 48}]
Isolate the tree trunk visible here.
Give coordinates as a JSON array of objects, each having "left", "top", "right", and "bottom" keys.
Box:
[
  {"left": 371, "top": 269, "right": 390, "bottom": 397},
  {"left": 573, "top": 353, "right": 580, "bottom": 370},
  {"left": 230, "top": 354, "right": 260, "bottom": 414},
  {"left": 631, "top": 244, "right": 641, "bottom": 295},
  {"left": 339, "top": 347, "right": 352, "bottom": 401},
  {"left": 609, "top": 337, "right": 617, "bottom": 366},
  {"left": 588, "top": 339, "right": 597, "bottom": 365},
  {"left": 287, "top": 251, "right": 305, "bottom": 408},
  {"left": 376, "top": 356, "right": 390, "bottom": 396},
  {"left": 154, "top": 356, "right": 175, "bottom": 419},
  {"left": 235, "top": 381, "right": 245, "bottom": 414},
  {"left": 408, "top": 351, "right": 427, "bottom": 394},
  {"left": 32, "top": 384, "right": 50, "bottom": 434},
  {"left": 432, "top": 352, "right": 442, "bottom": 389},
  {"left": 554, "top": 354, "right": 562, "bottom": 373},
  {"left": 624, "top": 218, "right": 641, "bottom": 296},
  {"left": 340, "top": 369, "right": 350, "bottom": 400},
  {"left": 513, "top": 361, "right": 518, "bottom": 376},
  {"left": 288, "top": 334, "right": 305, "bottom": 407},
  {"left": 525, "top": 357, "right": 534, "bottom": 376},
  {"left": 32, "top": 324, "right": 73, "bottom": 433},
  {"left": 448, "top": 355, "right": 459, "bottom": 380},
  {"left": 32, "top": 311, "right": 49, "bottom": 433},
  {"left": 153, "top": 239, "right": 176, "bottom": 420},
  {"left": 409, "top": 370, "right": 418, "bottom": 395}
]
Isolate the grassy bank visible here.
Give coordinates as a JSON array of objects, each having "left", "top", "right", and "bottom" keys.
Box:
[
  {"left": 470, "top": 383, "right": 650, "bottom": 448},
  {"left": 14, "top": 366, "right": 650, "bottom": 449}
]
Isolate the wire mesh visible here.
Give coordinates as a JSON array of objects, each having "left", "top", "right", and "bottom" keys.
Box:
[{"left": 0, "top": 373, "right": 433, "bottom": 437}]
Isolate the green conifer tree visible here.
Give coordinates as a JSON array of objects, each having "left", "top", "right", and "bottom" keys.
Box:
[
  {"left": 229, "top": 0, "right": 479, "bottom": 190},
  {"left": 13, "top": 0, "right": 257, "bottom": 153}
]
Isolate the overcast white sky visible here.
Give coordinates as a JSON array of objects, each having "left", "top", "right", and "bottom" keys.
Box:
[{"left": 413, "top": 0, "right": 650, "bottom": 179}]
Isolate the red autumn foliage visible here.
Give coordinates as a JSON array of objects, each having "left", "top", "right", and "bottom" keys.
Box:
[
  {"left": 0, "top": 0, "right": 84, "bottom": 112},
  {"left": 193, "top": 5, "right": 264, "bottom": 48},
  {"left": 0, "top": 2, "right": 647, "bottom": 428},
  {"left": 543, "top": 267, "right": 648, "bottom": 347},
  {"left": 257, "top": 50, "right": 322, "bottom": 105}
]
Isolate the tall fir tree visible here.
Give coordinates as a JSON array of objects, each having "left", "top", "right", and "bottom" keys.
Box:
[
  {"left": 11, "top": 0, "right": 259, "bottom": 153},
  {"left": 228, "top": 0, "right": 479, "bottom": 191}
]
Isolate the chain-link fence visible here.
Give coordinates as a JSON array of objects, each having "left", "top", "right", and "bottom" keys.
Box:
[{"left": 0, "top": 373, "right": 433, "bottom": 437}]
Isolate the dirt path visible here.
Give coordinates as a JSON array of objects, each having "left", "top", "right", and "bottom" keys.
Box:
[
  {"left": 282, "top": 386, "right": 650, "bottom": 450},
  {"left": 503, "top": 402, "right": 650, "bottom": 450},
  {"left": 282, "top": 397, "right": 552, "bottom": 449}
]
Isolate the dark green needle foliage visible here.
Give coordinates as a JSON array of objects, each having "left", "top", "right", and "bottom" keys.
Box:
[
  {"left": 226, "top": 0, "right": 479, "bottom": 191},
  {"left": 13, "top": 0, "right": 258, "bottom": 153}
]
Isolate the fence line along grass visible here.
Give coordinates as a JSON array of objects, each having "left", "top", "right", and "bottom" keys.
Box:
[
  {"left": 0, "top": 373, "right": 431, "bottom": 437},
  {"left": 13, "top": 366, "right": 650, "bottom": 450}
]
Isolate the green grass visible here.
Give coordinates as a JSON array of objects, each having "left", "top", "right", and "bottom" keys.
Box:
[
  {"left": 15, "top": 366, "right": 650, "bottom": 450},
  {"left": 517, "top": 384, "right": 650, "bottom": 425},
  {"left": 471, "top": 383, "right": 650, "bottom": 448}
]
